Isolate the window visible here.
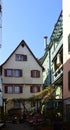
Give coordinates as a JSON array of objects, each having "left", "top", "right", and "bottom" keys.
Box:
[
  {"left": 6, "top": 69, "right": 13, "bottom": 76},
  {"left": 15, "top": 54, "right": 27, "bottom": 61},
  {"left": 8, "top": 85, "right": 13, "bottom": 93},
  {"left": 68, "top": 34, "right": 70, "bottom": 52},
  {"left": 14, "top": 86, "right": 22, "bottom": 93},
  {"left": 4, "top": 85, "right": 22, "bottom": 93},
  {"left": 13, "top": 70, "right": 22, "bottom": 77},
  {"left": 14, "top": 86, "right": 20, "bottom": 93},
  {"left": 4, "top": 69, "right": 22, "bottom": 77},
  {"left": 4, "top": 85, "right": 13, "bottom": 93},
  {"left": 30, "top": 86, "right": 40, "bottom": 93},
  {"left": 31, "top": 70, "right": 40, "bottom": 78},
  {"left": 14, "top": 101, "right": 21, "bottom": 108},
  {"left": 68, "top": 71, "right": 70, "bottom": 90}
]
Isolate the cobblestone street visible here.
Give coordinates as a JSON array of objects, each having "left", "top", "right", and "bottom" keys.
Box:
[{"left": 1, "top": 122, "right": 33, "bottom": 130}]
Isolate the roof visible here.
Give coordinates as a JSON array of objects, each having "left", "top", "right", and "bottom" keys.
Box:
[
  {"left": 0, "top": 40, "right": 44, "bottom": 70},
  {"left": 40, "top": 10, "right": 62, "bottom": 64},
  {"left": 50, "top": 10, "right": 62, "bottom": 42},
  {"left": 39, "top": 49, "right": 49, "bottom": 65}
]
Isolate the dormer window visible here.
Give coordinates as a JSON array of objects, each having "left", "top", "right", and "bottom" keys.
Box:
[{"left": 15, "top": 54, "right": 27, "bottom": 61}]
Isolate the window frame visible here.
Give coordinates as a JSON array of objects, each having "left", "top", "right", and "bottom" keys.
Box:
[
  {"left": 15, "top": 54, "right": 27, "bottom": 61},
  {"left": 30, "top": 85, "right": 40, "bottom": 93},
  {"left": 4, "top": 85, "right": 23, "bottom": 94},
  {"left": 31, "top": 70, "right": 40, "bottom": 78},
  {"left": 4, "top": 69, "right": 22, "bottom": 77}
]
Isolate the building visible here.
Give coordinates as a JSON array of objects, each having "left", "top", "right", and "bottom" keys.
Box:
[
  {"left": 0, "top": 40, "right": 44, "bottom": 117},
  {"left": 41, "top": 0, "right": 70, "bottom": 121},
  {"left": 63, "top": 0, "right": 70, "bottom": 121},
  {"left": 41, "top": 11, "right": 63, "bottom": 121},
  {"left": 0, "top": 0, "right": 2, "bottom": 121},
  {"left": 0, "top": 77, "right": 3, "bottom": 121}
]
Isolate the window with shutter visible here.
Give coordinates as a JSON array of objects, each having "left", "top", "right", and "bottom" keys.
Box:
[
  {"left": 7, "top": 85, "right": 13, "bottom": 93},
  {"left": 15, "top": 54, "right": 27, "bottom": 61},
  {"left": 30, "top": 85, "right": 40, "bottom": 93},
  {"left": 4, "top": 69, "right": 22, "bottom": 77},
  {"left": 14, "top": 86, "right": 22, "bottom": 93},
  {"left": 31, "top": 70, "right": 40, "bottom": 78},
  {"left": 13, "top": 69, "right": 22, "bottom": 77},
  {"left": 4, "top": 85, "right": 23, "bottom": 93}
]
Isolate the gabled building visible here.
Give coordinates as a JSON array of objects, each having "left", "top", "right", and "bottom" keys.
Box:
[
  {"left": 41, "top": 11, "right": 63, "bottom": 98},
  {"left": 41, "top": 0, "right": 70, "bottom": 121},
  {"left": 0, "top": 40, "right": 44, "bottom": 117},
  {"left": 41, "top": 11, "right": 63, "bottom": 121}
]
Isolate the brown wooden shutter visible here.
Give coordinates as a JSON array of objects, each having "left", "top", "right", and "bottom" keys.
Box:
[
  {"left": 38, "top": 71, "right": 40, "bottom": 77},
  {"left": 4, "top": 69, "right": 7, "bottom": 76},
  {"left": 20, "top": 70, "right": 22, "bottom": 77},
  {"left": 24, "top": 55, "right": 27, "bottom": 61},
  {"left": 4, "top": 86, "right": 8, "bottom": 93},
  {"left": 20, "top": 86, "right": 22, "bottom": 93},
  {"left": 31, "top": 70, "right": 33, "bottom": 77},
  {"left": 30, "top": 86, "right": 33, "bottom": 93},
  {"left": 37, "top": 86, "right": 40, "bottom": 92}
]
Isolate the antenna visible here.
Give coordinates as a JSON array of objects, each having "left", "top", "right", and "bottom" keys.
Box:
[{"left": 44, "top": 36, "right": 48, "bottom": 51}]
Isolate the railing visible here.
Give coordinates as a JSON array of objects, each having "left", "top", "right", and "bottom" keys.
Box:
[
  {"left": 52, "top": 38, "right": 63, "bottom": 61},
  {"left": 52, "top": 64, "right": 63, "bottom": 83}
]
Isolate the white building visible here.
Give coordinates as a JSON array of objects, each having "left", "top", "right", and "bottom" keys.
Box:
[{"left": 0, "top": 40, "right": 44, "bottom": 117}]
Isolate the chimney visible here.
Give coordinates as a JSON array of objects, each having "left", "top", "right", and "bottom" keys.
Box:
[{"left": 44, "top": 36, "right": 48, "bottom": 51}]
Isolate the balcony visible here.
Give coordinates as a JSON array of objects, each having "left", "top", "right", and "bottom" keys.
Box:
[
  {"left": 52, "top": 64, "right": 63, "bottom": 84},
  {"left": 52, "top": 38, "right": 63, "bottom": 61}
]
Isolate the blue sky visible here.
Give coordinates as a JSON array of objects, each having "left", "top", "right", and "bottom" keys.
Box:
[{"left": 0, "top": 0, "right": 62, "bottom": 64}]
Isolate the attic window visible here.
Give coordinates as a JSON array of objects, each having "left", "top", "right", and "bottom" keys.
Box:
[
  {"left": 21, "top": 43, "right": 24, "bottom": 47},
  {"left": 15, "top": 54, "right": 27, "bottom": 61}
]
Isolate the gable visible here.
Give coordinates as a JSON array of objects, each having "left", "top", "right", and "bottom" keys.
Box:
[{"left": 1, "top": 40, "right": 44, "bottom": 70}]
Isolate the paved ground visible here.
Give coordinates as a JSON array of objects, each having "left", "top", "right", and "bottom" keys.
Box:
[{"left": 1, "top": 122, "right": 34, "bottom": 130}]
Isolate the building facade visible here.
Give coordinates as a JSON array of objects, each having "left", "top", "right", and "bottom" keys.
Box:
[
  {"left": 41, "top": 11, "right": 63, "bottom": 121},
  {"left": 0, "top": 77, "right": 3, "bottom": 121},
  {"left": 41, "top": 0, "right": 70, "bottom": 121},
  {"left": 63, "top": 0, "right": 70, "bottom": 121},
  {"left": 0, "top": 40, "right": 43, "bottom": 117}
]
